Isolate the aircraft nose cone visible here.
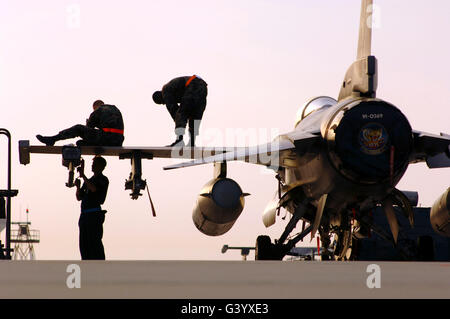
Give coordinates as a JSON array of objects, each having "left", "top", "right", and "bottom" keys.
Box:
[{"left": 333, "top": 100, "right": 412, "bottom": 184}]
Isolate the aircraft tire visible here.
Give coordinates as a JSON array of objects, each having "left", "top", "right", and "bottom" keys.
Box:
[
  {"left": 417, "top": 236, "right": 434, "bottom": 261},
  {"left": 255, "top": 235, "right": 273, "bottom": 260}
]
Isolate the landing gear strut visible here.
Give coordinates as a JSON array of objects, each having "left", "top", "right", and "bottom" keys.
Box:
[
  {"left": 255, "top": 200, "right": 313, "bottom": 260},
  {"left": 255, "top": 223, "right": 313, "bottom": 261},
  {"left": 319, "top": 225, "right": 332, "bottom": 260}
]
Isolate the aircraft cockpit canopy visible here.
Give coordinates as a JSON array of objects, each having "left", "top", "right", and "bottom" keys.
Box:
[{"left": 295, "top": 96, "right": 337, "bottom": 127}]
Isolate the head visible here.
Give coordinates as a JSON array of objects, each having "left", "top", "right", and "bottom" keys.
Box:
[
  {"left": 152, "top": 91, "right": 164, "bottom": 105},
  {"left": 93, "top": 100, "right": 105, "bottom": 111},
  {"left": 92, "top": 156, "right": 107, "bottom": 174}
]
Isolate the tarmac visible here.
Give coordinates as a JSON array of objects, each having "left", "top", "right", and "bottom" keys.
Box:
[{"left": 0, "top": 260, "right": 449, "bottom": 299}]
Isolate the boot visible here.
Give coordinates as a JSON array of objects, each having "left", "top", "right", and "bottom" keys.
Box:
[
  {"left": 36, "top": 134, "right": 57, "bottom": 146},
  {"left": 167, "top": 135, "right": 184, "bottom": 147}
]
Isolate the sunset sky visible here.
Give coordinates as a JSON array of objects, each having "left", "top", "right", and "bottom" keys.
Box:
[{"left": 0, "top": 0, "right": 449, "bottom": 260}]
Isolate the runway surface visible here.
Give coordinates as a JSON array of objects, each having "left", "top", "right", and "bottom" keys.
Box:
[{"left": 0, "top": 260, "right": 449, "bottom": 299}]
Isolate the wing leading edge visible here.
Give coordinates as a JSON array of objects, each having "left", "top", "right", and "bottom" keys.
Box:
[{"left": 163, "top": 131, "right": 319, "bottom": 170}]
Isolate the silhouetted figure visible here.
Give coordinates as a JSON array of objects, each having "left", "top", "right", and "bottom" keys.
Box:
[
  {"left": 74, "top": 156, "right": 109, "bottom": 260},
  {"left": 36, "top": 100, "right": 124, "bottom": 147},
  {"left": 153, "top": 75, "right": 208, "bottom": 147}
]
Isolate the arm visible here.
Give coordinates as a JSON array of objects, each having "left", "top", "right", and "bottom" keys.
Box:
[
  {"left": 81, "top": 174, "right": 97, "bottom": 193},
  {"left": 75, "top": 179, "right": 82, "bottom": 201},
  {"left": 77, "top": 159, "right": 97, "bottom": 192},
  {"left": 86, "top": 108, "right": 101, "bottom": 128},
  {"left": 162, "top": 79, "right": 186, "bottom": 121},
  {"left": 162, "top": 90, "right": 179, "bottom": 121}
]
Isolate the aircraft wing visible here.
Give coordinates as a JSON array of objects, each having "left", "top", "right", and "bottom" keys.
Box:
[
  {"left": 18, "top": 140, "right": 245, "bottom": 200},
  {"left": 410, "top": 130, "right": 450, "bottom": 168},
  {"left": 163, "top": 131, "right": 319, "bottom": 170},
  {"left": 18, "top": 140, "right": 239, "bottom": 165}
]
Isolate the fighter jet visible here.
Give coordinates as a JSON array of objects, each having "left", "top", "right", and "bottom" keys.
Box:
[
  {"left": 161, "top": 0, "right": 450, "bottom": 260},
  {"left": 18, "top": 0, "right": 450, "bottom": 260}
]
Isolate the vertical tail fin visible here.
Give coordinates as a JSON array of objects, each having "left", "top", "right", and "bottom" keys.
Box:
[
  {"left": 357, "top": 0, "right": 373, "bottom": 60},
  {"left": 338, "top": 0, "right": 378, "bottom": 101}
]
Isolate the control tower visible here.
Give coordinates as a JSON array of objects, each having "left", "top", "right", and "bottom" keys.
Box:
[{"left": 11, "top": 209, "right": 40, "bottom": 260}]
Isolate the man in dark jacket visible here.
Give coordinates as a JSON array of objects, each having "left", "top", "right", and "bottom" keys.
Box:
[
  {"left": 74, "top": 156, "right": 109, "bottom": 260},
  {"left": 36, "top": 100, "right": 124, "bottom": 147},
  {"left": 152, "top": 75, "right": 208, "bottom": 147}
]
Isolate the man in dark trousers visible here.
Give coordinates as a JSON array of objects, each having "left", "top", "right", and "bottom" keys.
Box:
[
  {"left": 152, "top": 75, "right": 208, "bottom": 147},
  {"left": 36, "top": 100, "right": 124, "bottom": 147},
  {"left": 74, "top": 156, "right": 109, "bottom": 260}
]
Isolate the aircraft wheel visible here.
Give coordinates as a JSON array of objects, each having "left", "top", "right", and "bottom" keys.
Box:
[
  {"left": 333, "top": 229, "right": 351, "bottom": 260},
  {"left": 417, "top": 236, "right": 434, "bottom": 261},
  {"left": 321, "top": 254, "right": 330, "bottom": 261},
  {"left": 255, "top": 235, "right": 273, "bottom": 260},
  {"left": 346, "top": 237, "right": 359, "bottom": 261}
]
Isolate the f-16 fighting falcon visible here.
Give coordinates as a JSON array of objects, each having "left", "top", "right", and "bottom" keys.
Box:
[{"left": 162, "top": 0, "right": 450, "bottom": 260}]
